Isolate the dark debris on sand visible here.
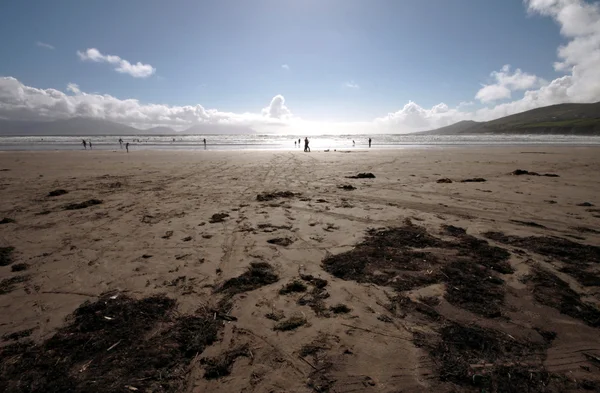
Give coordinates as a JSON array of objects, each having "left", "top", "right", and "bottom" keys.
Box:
[
  {"left": 256, "top": 191, "right": 299, "bottom": 202},
  {"left": 437, "top": 178, "right": 453, "bottom": 184},
  {"left": 346, "top": 173, "right": 376, "bottom": 179},
  {"left": 265, "top": 310, "right": 285, "bottom": 321},
  {"left": 571, "top": 226, "right": 600, "bottom": 235},
  {"left": 267, "top": 237, "right": 294, "bottom": 247},
  {"left": 338, "top": 184, "right": 357, "bottom": 190},
  {"left": 10, "top": 263, "right": 28, "bottom": 272},
  {"left": 485, "top": 231, "right": 600, "bottom": 288},
  {"left": 2, "top": 328, "right": 36, "bottom": 342},
  {"left": 273, "top": 315, "right": 307, "bottom": 331},
  {"left": 415, "top": 321, "right": 562, "bottom": 392},
  {"left": 216, "top": 262, "right": 279, "bottom": 296},
  {"left": 209, "top": 212, "right": 229, "bottom": 223},
  {"left": 526, "top": 266, "right": 600, "bottom": 327},
  {"left": 441, "top": 224, "right": 466, "bottom": 236},
  {"left": 330, "top": 304, "right": 351, "bottom": 314},
  {"left": 0, "top": 275, "right": 29, "bottom": 295},
  {"left": 577, "top": 202, "right": 595, "bottom": 207},
  {"left": 323, "top": 223, "right": 513, "bottom": 318},
  {"left": 0, "top": 218, "right": 16, "bottom": 225},
  {"left": 485, "top": 231, "right": 600, "bottom": 266},
  {"left": 300, "top": 335, "right": 337, "bottom": 392},
  {"left": 444, "top": 260, "right": 505, "bottom": 318},
  {"left": 385, "top": 294, "right": 442, "bottom": 321},
  {"left": 64, "top": 199, "right": 102, "bottom": 210},
  {"left": 201, "top": 344, "right": 250, "bottom": 379},
  {"left": 558, "top": 266, "right": 600, "bottom": 287},
  {"left": 460, "top": 178, "right": 487, "bottom": 183},
  {"left": 511, "top": 169, "right": 560, "bottom": 177},
  {"left": 279, "top": 280, "right": 307, "bottom": 295},
  {"left": 0, "top": 246, "right": 15, "bottom": 266},
  {"left": 509, "top": 219, "right": 547, "bottom": 229},
  {"left": 0, "top": 293, "right": 221, "bottom": 393},
  {"left": 47, "top": 189, "right": 68, "bottom": 197}
]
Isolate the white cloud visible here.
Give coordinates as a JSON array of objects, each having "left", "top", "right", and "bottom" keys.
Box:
[
  {"left": 262, "top": 95, "right": 292, "bottom": 119},
  {"left": 375, "top": 101, "right": 471, "bottom": 131},
  {"left": 281, "top": 64, "right": 290, "bottom": 70},
  {"left": 475, "top": 64, "right": 545, "bottom": 103},
  {"left": 457, "top": 101, "right": 474, "bottom": 108},
  {"left": 343, "top": 81, "right": 359, "bottom": 89},
  {"left": 66, "top": 83, "right": 80, "bottom": 94},
  {"left": 527, "top": 0, "right": 600, "bottom": 102},
  {"left": 0, "top": 77, "right": 294, "bottom": 130},
  {"left": 36, "top": 41, "right": 55, "bottom": 50},
  {"left": 77, "top": 48, "right": 156, "bottom": 78},
  {"left": 475, "top": 84, "right": 512, "bottom": 103}
]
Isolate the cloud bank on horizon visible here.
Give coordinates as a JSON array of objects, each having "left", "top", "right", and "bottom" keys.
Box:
[{"left": 1, "top": 0, "right": 600, "bottom": 133}]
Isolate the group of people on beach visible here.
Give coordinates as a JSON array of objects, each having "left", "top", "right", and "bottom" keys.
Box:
[
  {"left": 293, "top": 138, "right": 311, "bottom": 151},
  {"left": 294, "top": 137, "right": 372, "bottom": 150},
  {"left": 81, "top": 137, "right": 210, "bottom": 153}
]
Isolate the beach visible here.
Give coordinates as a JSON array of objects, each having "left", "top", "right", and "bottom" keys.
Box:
[{"left": 1, "top": 147, "right": 600, "bottom": 392}]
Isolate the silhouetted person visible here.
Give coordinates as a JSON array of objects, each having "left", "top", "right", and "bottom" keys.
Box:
[
  {"left": 304, "top": 137, "right": 310, "bottom": 152},
  {"left": 119, "top": 138, "right": 123, "bottom": 148},
  {"left": 126, "top": 142, "right": 129, "bottom": 153},
  {"left": 82, "top": 139, "right": 87, "bottom": 150},
  {"left": 353, "top": 140, "right": 355, "bottom": 146},
  {"left": 89, "top": 141, "right": 92, "bottom": 150},
  {"left": 368, "top": 138, "right": 372, "bottom": 148},
  {"left": 298, "top": 138, "right": 301, "bottom": 146},
  {"left": 294, "top": 141, "right": 297, "bottom": 147}
]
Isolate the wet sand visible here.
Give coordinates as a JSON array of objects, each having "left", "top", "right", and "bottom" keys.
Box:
[{"left": 1, "top": 147, "right": 600, "bottom": 392}]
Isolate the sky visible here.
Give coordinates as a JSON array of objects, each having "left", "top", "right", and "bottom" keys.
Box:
[{"left": 0, "top": 0, "right": 599, "bottom": 134}]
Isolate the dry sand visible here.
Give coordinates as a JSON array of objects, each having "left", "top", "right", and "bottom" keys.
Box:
[{"left": 1, "top": 147, "right": 600, "bottom": 392}]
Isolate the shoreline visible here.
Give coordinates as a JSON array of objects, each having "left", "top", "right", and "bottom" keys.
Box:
[{"left": 2, "top": 142, "right": 600, "bottom": 152}]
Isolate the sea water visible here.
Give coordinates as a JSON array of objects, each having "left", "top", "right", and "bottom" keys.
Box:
[{"left": 1, "top": 134, "right": 599, "bottom": 151}]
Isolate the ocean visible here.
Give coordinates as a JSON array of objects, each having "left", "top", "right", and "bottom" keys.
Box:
[{"left": 1, "top": 134, "right": 599, "bottom": 151}]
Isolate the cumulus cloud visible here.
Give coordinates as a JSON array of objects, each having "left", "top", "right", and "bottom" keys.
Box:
[
  {"left": 343, "top": 81, "right": 359, "bottom": 89},
  {"left": 262, "top": 95, "right": 292, "bottom": 119},
  {"left": 375, "top": 101, "right": 470, "bottom": 131},
  {"left": 66, "top": 83, "right": 80, "bottom": 94},
  {"left": 281, "top": 64, "right": 290, "bottom": 70},
  {"left": 36, "top": 41, "right": 55, "bottom": 50},
  {"left": 77, "top": 48, "right": 156, "bottom": 78},
  {"left": 475, "top": 65, "right": 545, "bottom": 103},
  {"left": 527, "top": 0, "right": 600, "bottom": 102},
  {"left": 0, "top": 77, "right": 294, "bottom": 130}
]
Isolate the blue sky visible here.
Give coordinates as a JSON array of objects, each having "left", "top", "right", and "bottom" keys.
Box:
[{"left": 1, "top": 0, "right": 599, "bottom": 133}]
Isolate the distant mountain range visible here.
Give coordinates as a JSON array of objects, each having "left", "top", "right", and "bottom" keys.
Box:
[
  {"left": 2, "top": 102, "right": 600, "bottom": 136},
  {"left": 0, "top": 117, "right": 255, "bottom": 136},
  {"left": 418, "top": 102, "right": 600, "bottom": 135}
]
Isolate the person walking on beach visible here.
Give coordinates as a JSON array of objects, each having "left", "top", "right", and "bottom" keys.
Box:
[
  {"left": 203, "top": 138, "right": 207, "bottom": 148},
  {"left": 304, "top": 137, "right": 310, "bottom": 152},
  {"left": 89, "top": 141, "right": 93, "bottom": 150},
  {"left": 298, "top": 138, "right": 301, "bottom": 146},
  {"left": 119, "top": 138, "right": 123, "bottom": 148},
  {"left": 125, "top": 142, "right": 129, "bottom": 153},
  {"left": 82, "top": 139, "right": 87, "bottom": 150},
  {"left": 368, "top": 138, "right": 372, "bottom": 148}
]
